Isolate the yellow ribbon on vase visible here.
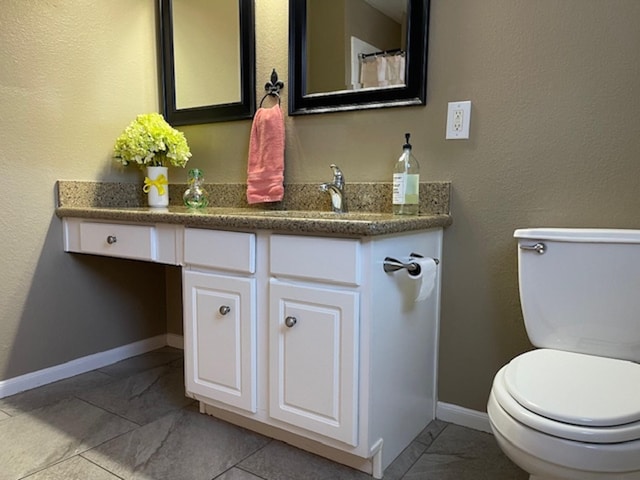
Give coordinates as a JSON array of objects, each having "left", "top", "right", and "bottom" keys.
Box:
[{"left": 143, "top": 174, "right": 168, "bottom": 195}]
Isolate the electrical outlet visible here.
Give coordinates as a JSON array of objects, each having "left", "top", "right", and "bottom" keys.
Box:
[
  {"left": 452, "top": 109, "right": 464, "bottom": 132},
  {"left": 446, "top": 101, "right": 471, "bottom": 139}
]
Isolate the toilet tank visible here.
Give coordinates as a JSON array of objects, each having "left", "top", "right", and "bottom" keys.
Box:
[{"left": 515, "top": 228, "right": 640, "bottom": 363}]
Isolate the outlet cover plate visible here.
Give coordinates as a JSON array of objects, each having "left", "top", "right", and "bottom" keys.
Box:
[{"left": 446, "top": 101, "right": 472, "bottom": 139}]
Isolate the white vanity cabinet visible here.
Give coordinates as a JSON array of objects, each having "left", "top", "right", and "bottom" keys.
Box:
[
  {"left": 61, "top": 216, "right": 444, "bottom": 479},
  {"left": 182, "top": 228, "right": 257, "bottom": 413},
  {"left": 193, "top": 230, "right": 443, "bottom": 479}
]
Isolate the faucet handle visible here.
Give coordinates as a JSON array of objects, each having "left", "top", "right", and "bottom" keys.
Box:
[{"left": 329, "top": 164, "right": 344, "bottom": 188}]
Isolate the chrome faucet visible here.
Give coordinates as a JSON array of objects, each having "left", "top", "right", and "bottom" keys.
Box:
[{"left": 319, "top": 164, "right": 347, "bottom": 213}]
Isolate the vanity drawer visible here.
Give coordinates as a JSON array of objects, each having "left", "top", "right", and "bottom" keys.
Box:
[
  {"left": 79, "top": 222, "right": 156, "bottom": 261},
  {"left": 270, "top": 234, "right": 361, "bottom": 286},
  {"left": 184, "top": 228, "right": 255, "bottom": 273}
]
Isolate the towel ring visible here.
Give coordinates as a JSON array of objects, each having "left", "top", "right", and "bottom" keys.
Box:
[
  {"left": 259, "top": 91, "right": 280, "bottom": 108},
  {"left": 259, "top": 68, "right": 284, "bottom": 108}
]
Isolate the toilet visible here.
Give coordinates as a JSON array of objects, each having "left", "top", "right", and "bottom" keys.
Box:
[{"left": 487, "top": 228, "right": 640, "bottom": 480}]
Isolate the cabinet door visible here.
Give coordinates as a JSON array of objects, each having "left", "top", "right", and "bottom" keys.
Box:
[
  {"left": 269, "top": 280, "right": 359, "bottom": 446},
  {"left": 184, "top": 271, "right": 256, "bottom": 412}
]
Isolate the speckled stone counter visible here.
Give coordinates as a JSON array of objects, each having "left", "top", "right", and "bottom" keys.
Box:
[{"left": 56, "top": 181, "right": 452, "bottom": 236}]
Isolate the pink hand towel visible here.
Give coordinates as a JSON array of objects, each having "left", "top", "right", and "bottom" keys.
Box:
[{"left": 246, "top": 104, "right": 285, "bottom": 204}]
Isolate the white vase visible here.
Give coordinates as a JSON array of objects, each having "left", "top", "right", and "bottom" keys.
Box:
[{"left": 144, "top": 166, "right": 169, "bottom": 208}]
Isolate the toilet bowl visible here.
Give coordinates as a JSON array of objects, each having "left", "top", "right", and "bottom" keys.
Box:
[
  {"left": 488, "top": 349, "right": 640, "bottom": 479},
  {"left": 488, "top": 228, "right": 640, "bottom": 480}
]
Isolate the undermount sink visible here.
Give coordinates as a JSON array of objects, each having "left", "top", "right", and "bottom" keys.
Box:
[{"left": 247, "top": 210, "right": 394, "bottom": 221}]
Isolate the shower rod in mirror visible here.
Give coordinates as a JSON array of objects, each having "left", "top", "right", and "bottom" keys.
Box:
[{"left": 289, "top": 0, "right": 429, "bottom": 115}]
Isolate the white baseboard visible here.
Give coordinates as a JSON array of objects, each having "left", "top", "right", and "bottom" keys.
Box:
[
  {"left": 0, "top": 334, "right": 183, "bottom": 399},
  {"left": 436, "top": 401, "right": 492, "bottom": 433},
  {"left": 1, "top": 337, "right": 491, "bottom": 436},
  {"left": 166, "top": 333, "right": 184, "bottom": 350}
]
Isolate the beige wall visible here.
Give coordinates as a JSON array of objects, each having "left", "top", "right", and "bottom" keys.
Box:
[
  {"left": 2, "top": 0, "right": 640, "bottom": 414},
  {"left": 0, "top": 0, "right": 165, "bottom": 379}
]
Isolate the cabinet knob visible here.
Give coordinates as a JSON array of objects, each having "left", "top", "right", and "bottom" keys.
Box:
[
  {"left": 219, "top": 305, "right": 231, "bottom": 315},
  {"left": 106, "top": 235, "right": 117, "bottom": 244},
  {"left": 284, "top": 316, "right": 297, "bottom": 328}
]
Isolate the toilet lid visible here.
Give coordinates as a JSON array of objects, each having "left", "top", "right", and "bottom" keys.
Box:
[{"left": 505, "top": 349, "right": 640, "bottom": 427}]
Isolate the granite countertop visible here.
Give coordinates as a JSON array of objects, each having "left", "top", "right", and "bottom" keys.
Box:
[{"left": 55, "top": 181, "right": 452, "bottom": 237}]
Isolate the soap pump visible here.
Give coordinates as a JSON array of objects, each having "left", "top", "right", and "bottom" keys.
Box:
[{"left": 392, "top": 133, "right": 420, "bottom": 215}]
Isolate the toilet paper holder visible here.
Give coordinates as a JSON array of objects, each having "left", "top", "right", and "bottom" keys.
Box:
[{"left": 383, "top": 253, "right": 439, "bottom": 275}]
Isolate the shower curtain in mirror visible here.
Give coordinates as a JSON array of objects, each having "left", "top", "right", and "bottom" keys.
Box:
[{"left": 359, "top": 51, "right": 405, "bottom": 89}]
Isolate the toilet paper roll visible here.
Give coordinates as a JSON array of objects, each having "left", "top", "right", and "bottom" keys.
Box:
[{"left": 409, "top": 257, "right": 438, "bottom": 302}]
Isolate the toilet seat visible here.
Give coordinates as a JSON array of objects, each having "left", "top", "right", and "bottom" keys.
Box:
[
  {"left": 493, "top": 349, "right": 640, "bottom": 444},
  {"left": 506, "top": 349, "right": 640, "bottom": 426},
  {"left": 489, "top": 390, "right": 640, "bottom": 478}
]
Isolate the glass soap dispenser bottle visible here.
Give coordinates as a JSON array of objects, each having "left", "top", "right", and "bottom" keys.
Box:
[
  {"left": 183, "top": 168, "right": 209, "bottom": 209},
  {"left": 392, "top": 133, "right": 420, "bottom": 215}
]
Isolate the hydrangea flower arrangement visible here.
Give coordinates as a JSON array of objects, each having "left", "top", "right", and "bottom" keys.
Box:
[{"left": 113, "top": 113, "right": 191, "bottom": 169}]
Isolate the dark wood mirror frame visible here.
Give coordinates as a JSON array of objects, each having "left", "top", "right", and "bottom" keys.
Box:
[
  {"left": 158, "top": 0, "right": 256, "bottom": 125},
  {"left": 288, "top": 0, "right": 429, "bottom": 116}
]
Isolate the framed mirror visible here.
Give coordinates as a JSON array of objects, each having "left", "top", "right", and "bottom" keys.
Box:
[
  {"left": 289, "top": 0, "right": 429, "bottom": 115},
  {"left": 158, "top": 0, "right": 256, "bottom": 125}
]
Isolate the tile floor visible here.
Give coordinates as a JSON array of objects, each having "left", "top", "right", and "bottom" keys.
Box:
[{"left": 0, "top": 347, "right": 527, "bottom": 480}]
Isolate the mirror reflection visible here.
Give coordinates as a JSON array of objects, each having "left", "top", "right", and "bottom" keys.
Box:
[
  {"left": 289, "top": 0, "right": 428, "bottom": 116},
  {"left": 306, "top": 0, "right": 407, "bottom": 95},
  {"left": 172, "top": 0, "right": 241, "bottom": 108},
  {"left": 159, "top": 0, "right": 255, "bottom": 125}
]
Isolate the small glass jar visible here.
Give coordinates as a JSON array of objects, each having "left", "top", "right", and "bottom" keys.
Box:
[{"left": 183, "top": 168, "right": 209, "bottom": 209}]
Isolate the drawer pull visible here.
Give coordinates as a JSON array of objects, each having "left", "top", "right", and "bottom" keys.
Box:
[
  {"left": 219, "top": 305, "right": 231, "bottom": 315},
  {"left": 106, "top": 235, "right": 117, "bottom": 245},
  {"left": 284, "top": 316, "right": 297, "bottom": 328}
]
